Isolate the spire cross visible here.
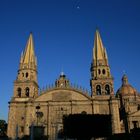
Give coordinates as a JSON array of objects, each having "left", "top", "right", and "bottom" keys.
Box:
[{"left": 60, "top": 66, "right": 64, "bottom": 76}]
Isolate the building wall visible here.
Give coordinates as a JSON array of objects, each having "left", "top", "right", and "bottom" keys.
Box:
[
  {"left": 7, "top": 89, "right": 122, "bottom": 140},
  {"left": 7, "top": 31, "right": 140, "bottom": 139}
]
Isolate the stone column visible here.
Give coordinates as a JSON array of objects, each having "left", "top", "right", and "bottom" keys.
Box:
[
  {"left": 7, "top": 103, "right": 17, "bottom": 139},
  {"left": 46, "top": 101, "right": 50, "bottom": 138},
  {"left": 110, "top": 98, "right": 121, "bottom": 134},
  {"left": 24, "top": 102, "right": 33, "bottom": 136}
]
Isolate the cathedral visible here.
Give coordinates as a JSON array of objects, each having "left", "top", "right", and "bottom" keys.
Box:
[{"left": 7, "top": 30, "right": 140, "bottom": 139}]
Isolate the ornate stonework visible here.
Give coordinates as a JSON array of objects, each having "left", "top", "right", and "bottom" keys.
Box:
[{"left": 7, "top": 30, "right": 140, "bottom": 140}]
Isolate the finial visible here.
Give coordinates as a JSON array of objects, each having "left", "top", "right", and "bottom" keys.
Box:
[
  {"left": 95, "top": 26, "right": 99, "bottom": 31},
  {"left": 122, "top": 74, "right": 128, "bottom": 85},
  {"left": 123, "top": 70, "right": 126, "bottom": 75},
  {"left": 30, "top": 31, "right": 33, "bottom": 34},
  {"left": 60, "top": 66, "right": 65, "bottom": 76},
  {"left": 60, "top": 71, "right": 64, "bottom": 76}
]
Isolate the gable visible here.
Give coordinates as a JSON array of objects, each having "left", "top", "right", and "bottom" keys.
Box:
[
  {"left": 34, "top": 89, "right": 91, "bottom": 102},
  {"left": 129, "top": 110, "right": 140, "bottom": 117}
]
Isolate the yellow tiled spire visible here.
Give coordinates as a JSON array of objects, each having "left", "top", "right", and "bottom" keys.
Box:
[
  {"left": 90, "top": 30, "right": 113, "bottom": 96},
  {"left": 16, "top": 33, "right": 38, "bottom": 98},
  {"left": 93, "top": 29, "right": 108, "bottom": 65},
  {"left": 20, "top": 33, "right": 37, "bottom": 66},
  {"left": 93, "top": 30, "right": 104, "bottom": 60}
]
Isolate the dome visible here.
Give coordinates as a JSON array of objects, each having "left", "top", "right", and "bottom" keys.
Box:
[{"left": 116, "top": 74, "right": 137, "bottom": 96}]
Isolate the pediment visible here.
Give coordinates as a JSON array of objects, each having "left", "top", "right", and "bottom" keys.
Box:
[
  {"left": 34, "top": 89, "right": 91, "bottom": 102},
  {"left": 129, "top": 110, "right": 140, "bottom": 117}
]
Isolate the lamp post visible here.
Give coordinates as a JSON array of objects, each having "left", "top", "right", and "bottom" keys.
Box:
[
  {"left": 30, "top": 123, "right": 34, "bottom": 140},
  {"left": 15, "top": 124, "right": 18, "bottom": 140},
  {"left": 36, "top": 106, "right": 40, "bottom": 126}
]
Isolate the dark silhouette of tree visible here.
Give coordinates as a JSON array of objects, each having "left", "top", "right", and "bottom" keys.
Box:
[
  {"left": 0, "top": 120, "right": 7, "bottom": 137},
  {"left": 63, "top": 114, "right": 112, "bottom": 139}
]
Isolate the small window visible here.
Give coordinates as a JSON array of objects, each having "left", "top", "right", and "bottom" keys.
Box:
[
  {"left": 21, "top": 126, "right": 24, "bottom": 133},
  {"left": 26, "top": 72, "right": 28, "bottom": 78},
  {"left": 137, "top": 105, "right": 140, "bottom": 110},
  {"left": 22, "top": 73, "right": 24, "bottom": 77},
  {"left": 25, "top": 87, "right": 30, "bottom": 97},
  {"left": 98, "top": 69, "right": 101, "bottom": 75},
  {"left": 132, "top": 121, "right": 138, "bottom": 129},
  {"left": 65, "top": 81, "right": 67, "bottom": 86},
  {"left": 21, "top": 117, "right": 24, "bottom": 120},
  {"left": 96, "top": 85, "right": 101, "bottom": 95},
  {"left": 102, "top": 69, "right": 106, "bottom": 75},
  {"left": 17, "top": 88, "right": 22, "bottom": 97},
  {"left": 105, "top": 85, "right": 110, "bottom": 95}
]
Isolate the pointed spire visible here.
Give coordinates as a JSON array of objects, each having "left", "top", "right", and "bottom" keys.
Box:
[
  {"left": 20, "top": 33, "right": 36, "bottom": 65},
  {"left": 93, "top": 29, "right": 104, "bottom": 60},
  {"left": 90, "top": 29, "right": 113, "bottom": 96},
  {"left": 93, "top": 29, "right": 108, "bottom": 65}
]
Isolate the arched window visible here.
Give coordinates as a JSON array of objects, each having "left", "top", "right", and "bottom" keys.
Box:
[
  {"left": 26, "top": 72, "right": 28, "bottom": 78},
  {"left": 17, "top": 88, "right": 22, "bottom": 97},
  {"left": 137, "top": 104, "right": 140, "bottom": 110},
  {"left": 133, "top": 121, "right": 138, "bottom": 129},
  {"left": 25, "top": 87, "right": 30, "bottom": 97},
  {"left": 96, "top": 85, "right": 101, "bottom": 95},
  {"left": 65, "top": 80, "right": 67, "bottom": 86},
  {"left": 102, "top": 69, "right": 106, "bottom": 75},
  {"left": 105, "top": 85, "right": 110, "bottom": 95},
  {"left": 98, "top": 69, "right": 101, "bottom": 75}
]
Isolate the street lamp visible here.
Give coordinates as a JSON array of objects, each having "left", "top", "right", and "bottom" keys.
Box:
[{"left": 36, "top": 106, "right": 40, "bottom": 126}]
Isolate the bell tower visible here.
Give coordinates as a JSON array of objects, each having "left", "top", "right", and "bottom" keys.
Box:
[
  {"left": 14, "top": 33, "right": 38, "bottom": 98},
  {"left": 90, "top": 30, "right": 114, "bottom": 96}
]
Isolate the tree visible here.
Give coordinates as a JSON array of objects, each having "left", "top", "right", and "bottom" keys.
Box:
[{"left": 0, "top": 120, "right": 7, "bottom": 137}]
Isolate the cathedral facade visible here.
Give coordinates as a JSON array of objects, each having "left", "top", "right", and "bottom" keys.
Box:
[{"left": 7, "top": 30, "right": 140, "bottom": 139}]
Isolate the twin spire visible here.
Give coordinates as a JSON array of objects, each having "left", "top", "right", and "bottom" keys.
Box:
[
  {"left": 93, "top": 30, "right": 108, "bottom": 66},
  {"left": 20, "top": 33, "right": 37, "bottom": 69},
  {"left": 20, "top": 30, "right": 108, "bottom": 70}
]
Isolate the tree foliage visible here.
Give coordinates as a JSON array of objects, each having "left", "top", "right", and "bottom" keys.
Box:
[{"left": 0, "top": 120, "right": 7, "bottom": 137}]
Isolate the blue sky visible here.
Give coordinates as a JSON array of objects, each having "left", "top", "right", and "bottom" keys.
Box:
[{"left": 0, "top": 0, "right": 140, "bottom": 121}]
